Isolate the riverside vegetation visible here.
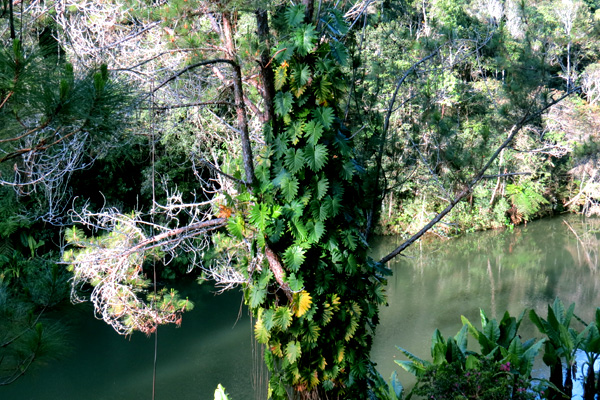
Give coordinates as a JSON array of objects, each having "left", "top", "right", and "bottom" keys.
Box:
[{"left": 1, "top": 0, "right": 600, "bottom": 398}]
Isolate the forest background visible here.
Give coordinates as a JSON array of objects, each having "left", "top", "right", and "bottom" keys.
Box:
[{"left": 1, "top": 0, "right": 600, "bottom": 398}]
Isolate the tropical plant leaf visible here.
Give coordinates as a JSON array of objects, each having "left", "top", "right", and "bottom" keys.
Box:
[
  {"left": 306, "top": 321, "right": 321, "bottom": 343},
  {"left": 255, "top": 312, "right": 270, "bottom": 343},
  {"left": 275, "top": 64, "right": 287, "bottom": 90},
  {"left": 274, "top": 306, "right": 293, "bottom": 330},
  {"left": 314, "top": 77, "right": 333, "bottom": 105},
  {"left": 305, "top": 143, "right": 328, "bottom": 172},
  {"left": 284, "top": 245, "right": 306, "bottom": 272},
  {"left": 280, "top": 175, "right": 299, "bottom": 202},
  {"left": 274, "top": 91, "right": 294, "bottom": 117},
  {"left": 226, "top": 215, "right": 244, "bottom": 240},
  {"left": 305, "top": 120, "right": 324, "bottom": 146},
  {"left": 330, "top": 40, "right": 348, "bottom": 67},
  {"left": 288, "top": 272, "right": 304, "bottom": 292},
  {"left": 286, "top": 120, "right": 304, "bottom": 145},
  {"left": 285, "top": 148, "right": 306, "bottom": 174},
  {"left": 294, "top": 25, "right": 317, "bottom": 56},
  {"left": 316, "top": 176, "right": 329, "bottom": 200},
  {"left": 285, "top": 5, "right": 305, "bottom": 27},
  {"left": 286, "top": 341, "right": 302, "bottom": 364},
  {"left": 295, "top": 290, "right": 312, "bottom": 317},
  {"left": 312, "top": 106, "right": 334, "bottom": 129},
  {"left": 249, "top": 202, "right": 270, "bottom": 231},
  {"left": 319, "top": 202, "right": 330, "bottom": 221},
  {"left": 249, "top": 286, "right": 267, "bottom": 309},
  {"left": 341, "top": 160, "right": 355, "bottom": 180},
  {"left": 310, "top": 220, "right": 325, "bottom": 242}
]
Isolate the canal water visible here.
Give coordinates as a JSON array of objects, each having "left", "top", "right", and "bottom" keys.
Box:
[{"left": 2, "top": 215, "right": 598, "bottom": 399}]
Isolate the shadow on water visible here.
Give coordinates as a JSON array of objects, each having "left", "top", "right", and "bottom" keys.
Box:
[
  {"left": 0, "top": 281, "right": 254, "bottom": 400},
  {"left": 1, "top": 215, "right": 598, "bottom": 399}
]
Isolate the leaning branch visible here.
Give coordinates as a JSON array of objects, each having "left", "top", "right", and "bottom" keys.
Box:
[
  {"left": 379, "top": 87, "right": 581, "bottom": 264},
  {"left": 151, "top": 58, "right": 236, "bottom": 94}
]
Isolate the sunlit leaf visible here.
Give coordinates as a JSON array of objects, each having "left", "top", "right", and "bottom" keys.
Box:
[
  {"left": 275, "top": 64, "right": 288, "bottom": 91},
  {"left": 255, "top": 312, "right": 270, "bottom": 343},
  {"left": 295, "top": 290, "right": 312, "bottom": 317},
  {"left": 286, "top": 341, "right": 302, "bottom": 364},
  {"left": 274, "top": 306, "right": 293, "bottom": 330},
  {"left": 288, "top": 272, "right": 305, "bottom": 292},
  {"left": 284, "top": 245, "right": 306, "bottom": 272},
  {"left": 294, "top": 25, "right": 317, "bottom": 56}
]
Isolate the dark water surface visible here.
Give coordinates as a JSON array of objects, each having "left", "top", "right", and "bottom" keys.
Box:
[{"left": 1, "top": 215, "right": 598, "bottom": 399}]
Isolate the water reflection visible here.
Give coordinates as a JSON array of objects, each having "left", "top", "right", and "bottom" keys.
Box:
[
  {"left": 371, "top": 215, "right": 600, "bottom": 388},
  {"left": 1, "top": 216, "right": 598, "bottom": 399}
]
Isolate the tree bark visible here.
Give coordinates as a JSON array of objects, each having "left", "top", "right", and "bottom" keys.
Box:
[
  {"left": 222, "top": 12, "right": 255, "bottom": 186},
  {"left": 255, "top": 9, "right": 276, "bottom": 126}
]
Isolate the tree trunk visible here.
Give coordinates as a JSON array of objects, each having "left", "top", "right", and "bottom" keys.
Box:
[
  {"left": 255, "top": 9, "right": 276, "bottom": 127},
  {"left": 302, "top": 0, "right": 315, "bottom": 23},
  {"left": 222, "top": 12, "right": 255, "bottom": 186}
]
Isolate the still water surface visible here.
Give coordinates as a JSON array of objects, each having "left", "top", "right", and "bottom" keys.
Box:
[{"left": 2, "top": 215, "right": 599, "bottom": 399}]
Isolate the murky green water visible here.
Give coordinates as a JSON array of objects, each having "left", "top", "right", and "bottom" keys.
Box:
[{"left": 2, "top": 215, "right": 598, "bottom": 399}]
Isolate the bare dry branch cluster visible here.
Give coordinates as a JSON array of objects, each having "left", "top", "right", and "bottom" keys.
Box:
[{"left": 65, "top": 197, "right": 235, "bottom": 334}]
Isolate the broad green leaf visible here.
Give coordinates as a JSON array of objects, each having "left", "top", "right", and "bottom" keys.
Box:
[
  {"left": 286, "top": 121, "right": 304, "bottom": 145},
  {"left": 461, "top": 315, "right": 481, "bottom": 341},
  {"left": 274, "top": 306, "right": 293, "bottom": 330},
  {"left": 316, "top": 177, "right": 329, "bottom": 200},
  {"left": 294, "top": 25, "right": 317, "bottom": 56},
  {"left": 292, "top": 63, "right": 311, "bottom": 86},
  {"left": 284, "top": 245, "right": 306, "bottom": 272},
  {"left": 284, "top": 148, "right": 305, "bottom": 174},
  {"left": 341, "top": 160, "right": 355, "bottom": 180},
  {"left": 288, "top": 273, "right": 304, "bottom": 292},
  {"left": 274, "top": 91, "right": 294, "bottom": 117},
  {"left": 305, "top": 120, "right": 324, "bottom": 146},
  {"left": 345, "top": 316, "right": 359, "bottom": 341},
  {"left": 249, "top": 287, "right": 267, "bottom": 308},
  {"left": 290, "top": 218, "right": 308, "bottom": 241},
  {"left": 285, "top": 5, "right": 305, "bottom": 27},
  {"left": 315, "top": 77, "right": 333, "bottom": 105},
  {"left": 319, "top": 202, "right": 330, "bottom": 221},
  {"left": 249, "top": 202, "right": 269, "bottom": 231},
  {"left": 226, "top": 215, "right": 244, "bottom": 240},
  {"left": 305, "top": 144, "right": 328, "bottom": 172},
  {"left": 295, "top": 290, "right": 312, "bottom": 317},
  {"left": 280, "top": 175, "right": 299, "bottom": 202},
  {"left": 310, "top": 220, "right": 325, "bottom": 242},
  {"left": 330, "top": 40, "right": 348, "bottom": 66},
  {"left": 285, "top": 341, "right": 302, "bottom": 364},
  {"left": 342, "top": 230, "right": 357, "bottom": 251},
  {"left": 312, "top": 106, "right": 334, "bottom": 129}
]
